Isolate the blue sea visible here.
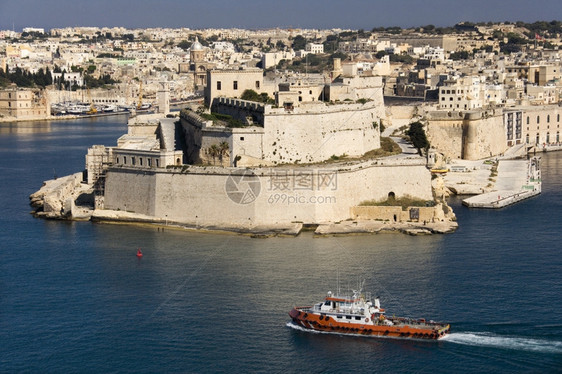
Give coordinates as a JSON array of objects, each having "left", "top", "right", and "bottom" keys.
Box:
[{"left": 1, "top": 116, "right": 562, "bottom": 373}]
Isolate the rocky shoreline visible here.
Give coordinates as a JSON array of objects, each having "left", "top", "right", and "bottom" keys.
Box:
[
  {"left": 30, "top": 178, "right": 458, "bottom": 237},
  {"left": 89, "top": 209, "right": 458, "bottom": 237}
]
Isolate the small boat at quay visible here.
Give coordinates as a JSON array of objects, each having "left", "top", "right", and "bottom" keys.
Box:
[{"left": 289, "top": 286, "right": 450, "bottom": 340}]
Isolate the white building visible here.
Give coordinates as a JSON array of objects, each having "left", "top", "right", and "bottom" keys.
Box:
[
  {"left": 439, "top": 76, "right": 482, "bottom": 111},
  {"left": 305, "top": 43, "right": 324, "bottom": 54},
  {"left": 22, "top": 27, "right": 45, "bottom": 34},
  {"left": 424, "top": 47, "right": 445, "bottom": 62}
]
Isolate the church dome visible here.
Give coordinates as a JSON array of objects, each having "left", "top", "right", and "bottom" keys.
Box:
[{"left": 191, "top": 37, "right": 203, "bottom": 51}]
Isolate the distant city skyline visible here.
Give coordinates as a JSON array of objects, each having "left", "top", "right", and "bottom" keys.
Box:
[{"left": 1, "top": 0, "right": 560, "bottom": 31}]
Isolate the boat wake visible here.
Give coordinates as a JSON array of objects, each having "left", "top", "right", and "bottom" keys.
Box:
[
  {"left": 442, "top": 332, "right": 562, "bottom": 353},
  {"left": 287, "top": 321, "right": 315, "bottom": 332}
]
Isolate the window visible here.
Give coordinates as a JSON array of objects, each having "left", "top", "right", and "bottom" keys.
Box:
[
  {"left": 217, "top": 81, "right": 221, "bottom": 90},
  {"left": 537, "top": 116, "right": 540, "bottom": 124},
  {"left": 148, "top": 159, "right": 151, "bottom": 167},
  {"left": 240, "top": 137, "right": 244, "bottom": 141},
  {"left": 526, "top": 117, "right": 530, "bottom": 125},
  {"left": 233, "top": 81, "right": 238, "bottom": 90},
  {"left": 139, "top": 158, "right": 143, "bottom": 166},
  {"left": 116, "top": 157, "right": 120, "bottom": 164},
  {"left": 123, "top": 156, "right": 127, "bottom": 164},
  {"left": 132, "top": 157, "right": 136, "bottom": 165},
  {"left": 156, "top": 159, "right": 159, "bottom": 167},
  {"left": 547, "top": 115, "right": 550, "bottom": 123},
  {"left": 255, "top": 81, "right": 260, "bottom": 89}
]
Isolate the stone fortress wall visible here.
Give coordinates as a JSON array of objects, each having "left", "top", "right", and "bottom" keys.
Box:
[
  {"left": 103, "top": 159, "right": 433, "bottom": 228},
  {"left": 185, "top": 97, "right": 383, "bottom": 166},
  {"left": 426, "top": 108, "right": 508, "bottom": 160},
  {"left": 261, "top": 101, "right": 382, "bottom": 164}
]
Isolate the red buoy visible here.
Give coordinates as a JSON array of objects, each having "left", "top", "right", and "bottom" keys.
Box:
[{"left": 136, "top": 248, "right": 143, "bottom": 258}]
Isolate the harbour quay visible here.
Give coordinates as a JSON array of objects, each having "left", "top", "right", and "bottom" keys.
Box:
[{"left": 461, "top": 157, "right": 541, "bottom": 208}]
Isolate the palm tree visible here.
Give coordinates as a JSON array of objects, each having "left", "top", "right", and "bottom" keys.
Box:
[
  {"left": 218, "top": 141, "right": 229, "bottom": 166},
  {"left": 208, "top": 144, "right": 219, "bottom": 165}
]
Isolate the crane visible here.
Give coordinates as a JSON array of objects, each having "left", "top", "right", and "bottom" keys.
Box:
[{"left": 87, "top": 87, "right": 97, "bottom": 115}]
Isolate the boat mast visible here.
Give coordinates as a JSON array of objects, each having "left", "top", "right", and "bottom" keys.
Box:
[{"left": 337, "top": 269, "right": 340, "bottom": 297}]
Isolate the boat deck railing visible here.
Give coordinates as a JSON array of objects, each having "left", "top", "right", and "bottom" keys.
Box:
[
  {"left": 299, "top": 306, "right": 448, "bottom": 329},
  {"left": 308, "top": 304, "right": 367, "bottom": 318}
]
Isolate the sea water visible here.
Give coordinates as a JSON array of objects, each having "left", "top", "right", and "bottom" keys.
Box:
[{"left": 1, "top": 117, "right": 561, "bottom": 373}]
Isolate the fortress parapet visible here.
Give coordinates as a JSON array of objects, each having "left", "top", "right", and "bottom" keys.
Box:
[{"left": 426, "top": 108, "right": 507, "bottom": 160}]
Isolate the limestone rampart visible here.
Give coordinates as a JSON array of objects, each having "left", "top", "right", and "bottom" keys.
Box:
[
  {"left": 262, "top": 102, "right": 382, "bottom": 164},
  {"left": 427, "top": 109, "right": 508, "bottom": 160},
  {"left": 211, "top": 97, "right": 265, "bottom": 126},
  {"left": 103, "top": 161, "right": 432, "bottom": 227},
  {"left": 181, "top": 99, "right": 383, "bottom": 165}
]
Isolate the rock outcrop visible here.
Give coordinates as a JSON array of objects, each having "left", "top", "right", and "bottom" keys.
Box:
[{"left": 29, "top": 172, "right": 95, "bottom": 220}]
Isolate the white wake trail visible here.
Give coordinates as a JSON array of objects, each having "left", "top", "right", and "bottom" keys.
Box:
[{"left": 442, "top": 332, "right": 562, "bottom": 354}]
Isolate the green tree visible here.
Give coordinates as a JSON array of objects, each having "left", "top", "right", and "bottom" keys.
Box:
[
  {"left": 240, "top": 89, "right": 261, "bottom": 102},
  {"left": 449, "top": 51, "right": 471, "bottom": 60},
  {"left": 177, "top": 40, "right": 192, "bottom": 50},
  {"left": 406, "top": 121, "right": 429, "bottom": 156},
  {"left": 291, "top": 35, "right": 307, "bottom": 50}
]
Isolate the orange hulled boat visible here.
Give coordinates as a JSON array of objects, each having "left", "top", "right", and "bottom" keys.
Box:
[{"left": 289, "top": 287, "right": 450, "bottom": 340}]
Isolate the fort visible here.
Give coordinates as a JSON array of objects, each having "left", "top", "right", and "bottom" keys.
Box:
[{"left": 29, "top": 86, "right": 458, "bottom": 236}]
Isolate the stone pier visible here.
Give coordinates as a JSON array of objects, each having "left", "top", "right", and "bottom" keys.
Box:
[{"left": 462, "top": 157, "right": 541, "bottom": 208}]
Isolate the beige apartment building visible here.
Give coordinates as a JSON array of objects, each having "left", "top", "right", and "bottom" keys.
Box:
[
  {"left": 204, "top": 68, "right": 264, "bottom": 106},
  {"left": 521, "top": 106, "right": 562, "bottom": 146},
  {"left": 0, "top": 87, "right": 50, "bottom": 120}
]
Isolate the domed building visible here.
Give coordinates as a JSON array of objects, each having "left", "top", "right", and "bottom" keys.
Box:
[{"left": 189, "top": 37, "right": 214, "bottom": 92}]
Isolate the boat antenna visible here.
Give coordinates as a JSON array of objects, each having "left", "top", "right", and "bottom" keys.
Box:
[{"left": 337, "top": 269, "right": 340, "bottom": 297}]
